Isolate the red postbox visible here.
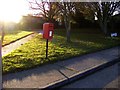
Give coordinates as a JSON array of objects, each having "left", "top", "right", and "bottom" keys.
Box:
[{"left": 43, "top": 23, "right": 54, "bottom": 39}]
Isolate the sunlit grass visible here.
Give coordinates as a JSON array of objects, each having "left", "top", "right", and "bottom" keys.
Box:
[
  {"left": 2, "top": 30, "right": 33, "bottom": 46},
  {"left": 2, "top": 29, "right": 120, "bottom": 74}
]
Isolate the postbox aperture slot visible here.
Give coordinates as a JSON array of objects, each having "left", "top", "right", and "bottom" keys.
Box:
[{"left": 49, "top": 31, "right": 52, "bottom": 37}]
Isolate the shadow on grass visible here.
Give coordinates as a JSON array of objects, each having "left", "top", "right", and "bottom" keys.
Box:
[{"left": 2, "top": 31, "right": 120, "bottom": 77}]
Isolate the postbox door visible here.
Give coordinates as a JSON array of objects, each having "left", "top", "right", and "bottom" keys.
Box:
[
  {"left": 43, "top": 23, "right": 49, "bottom": 39},
  {"left": 43, "top": 23, "right": 54, "bottom": 39}
]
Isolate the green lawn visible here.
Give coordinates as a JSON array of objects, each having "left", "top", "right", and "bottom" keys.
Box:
[
  {"left": 2, "top": 30, "right": 33, "bottom": 46},
  {"left": 2, "top": 29, "right": 120, "bottom": 74}
]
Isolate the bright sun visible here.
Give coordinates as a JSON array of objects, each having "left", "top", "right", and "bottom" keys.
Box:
[{"left": 0, "top": 0, "right": 29, "bottom": 23}]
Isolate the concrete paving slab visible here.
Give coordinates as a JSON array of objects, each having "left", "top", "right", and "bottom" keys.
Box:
[
  {"left": 98, "top": 47, "right": 119, "bottom": 57},
  {"left": 55, "top": 57, "right": 105, "bottom": 72},
  {"left": 55, "top": 51, "right": 119, "bottom": 72},
  {"left": 3, "top": 64, "right": 76, "bottom": 88},
  {"left": 55, "top": 56, "right": 107, "bottom": 71}
]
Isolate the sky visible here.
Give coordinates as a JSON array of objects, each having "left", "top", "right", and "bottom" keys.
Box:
[
  {"left": 0, "top": 0, "right": 31, "bottom": 23},
  {"left": 0, "top": 0, "right": 119, "bottom": 23}
]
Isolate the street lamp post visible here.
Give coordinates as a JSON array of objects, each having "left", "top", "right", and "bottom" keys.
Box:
[
  {"left": 0, "top": 40, "right": 2, "bottom": 90},
  {"left": 0, "top": 21, "right": 4, "bottom": 90}
]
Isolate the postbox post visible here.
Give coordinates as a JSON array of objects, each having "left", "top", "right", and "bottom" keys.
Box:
[{"left": 46, "top": 39, "right": 48, "bottom": 59}]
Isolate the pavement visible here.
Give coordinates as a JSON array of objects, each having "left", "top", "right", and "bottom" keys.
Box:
[
  {"left": 3, "top": 46, "right": 120, "bottom": 89},
  {"left": 2, "top": 33, "right": 36, "bottom": 56}
]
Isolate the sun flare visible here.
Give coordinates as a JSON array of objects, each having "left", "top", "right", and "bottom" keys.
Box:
[{"left": 0, "top": 0, "right": 29, "bottom": 23}]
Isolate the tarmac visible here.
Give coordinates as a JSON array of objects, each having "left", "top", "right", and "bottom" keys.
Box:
[{"left": 2, "top": 44, "right": 120, "bottom": 89}]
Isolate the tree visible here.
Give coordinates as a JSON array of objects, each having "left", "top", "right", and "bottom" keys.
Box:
[
  {"left": 72, "top": 2, "right": 95, "bottom": 28},
  {"left": 29, "top": 0, "right": 76, "bottom": 42},
  {"left": 28, "top": 0, "right": 60, "bottom": 22},
  {"left": 57, "top": 2, "right": 75, "bottom": 42},
  {"left": 86, "top": 1, "right": 120, "bottom": 35}
]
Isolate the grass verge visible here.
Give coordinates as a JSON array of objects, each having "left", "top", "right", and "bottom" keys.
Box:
[
  {"left": 2, "top": 29, "right": 120, "bottom": 74},
  {"left": 2, "top": 30, "right": 33, "bottom": 46}
]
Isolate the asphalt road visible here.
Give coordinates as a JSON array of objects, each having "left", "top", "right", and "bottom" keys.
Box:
[{"left": 60, "top": 62, "right": 120, "bottom": 89}]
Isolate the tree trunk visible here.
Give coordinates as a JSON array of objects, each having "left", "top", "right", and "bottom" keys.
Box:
[
  {"left": 102, "top": 18, "right": 108, "bottom": 35},
  {"left": 66, "top": 21, "right": 71, "bottom": 42},
  {"left": 0, "top": 40, "right": 2, "bottom": 90},
  {"left": 64, "top": 16, "right": 71, "bottom": 43},
  {"left": 0, "top": 23, "right": 4, "bottom": 90},
  {"left": 99, "top": 18, "right": 108, "bottom": 35}
]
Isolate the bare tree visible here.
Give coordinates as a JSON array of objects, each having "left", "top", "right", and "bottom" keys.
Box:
[
  {"left": 86, "top": 1, "right": 120, "bottom": 35},
  {"left": 57, "top": 2, "right": 75, "bottom": 42},
  {"left": 28, "top": 0, "right": 76, "bottom": 42},
  {"left": 28, "top": 0, "right": 60, "bottom": 22}
]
